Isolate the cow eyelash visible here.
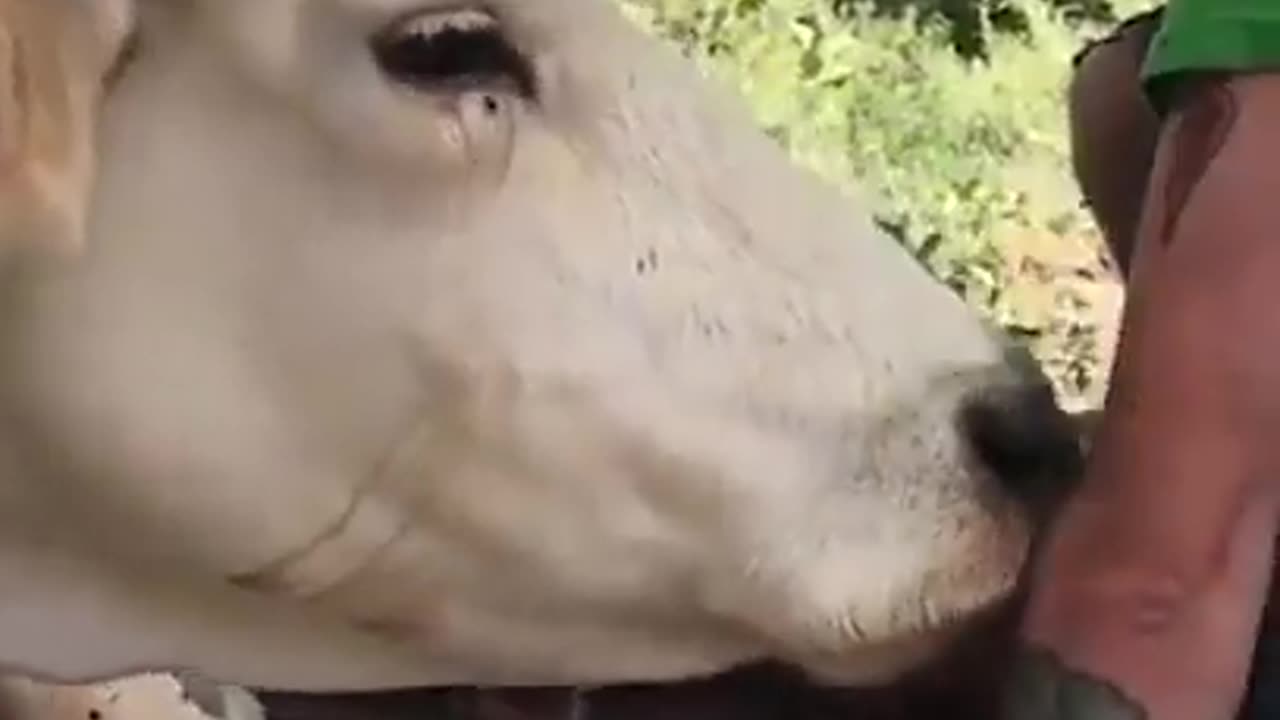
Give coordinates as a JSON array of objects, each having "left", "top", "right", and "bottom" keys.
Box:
[{"left": 371, "top": 11, "right": 537, "bottom": 100}]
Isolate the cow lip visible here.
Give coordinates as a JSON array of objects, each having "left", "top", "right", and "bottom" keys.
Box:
[{"left": 244, "top": 553, "right": 1040, "bottom": 718}]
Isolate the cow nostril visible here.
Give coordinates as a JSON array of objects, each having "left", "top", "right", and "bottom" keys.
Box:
[{"left": 959, "top": 380, "right": 1084, "bottom": 516}]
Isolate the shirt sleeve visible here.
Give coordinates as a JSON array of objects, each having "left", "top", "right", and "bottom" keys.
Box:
[{"left": 1142, "top": 0, "right": 1280, "bottom": 114}]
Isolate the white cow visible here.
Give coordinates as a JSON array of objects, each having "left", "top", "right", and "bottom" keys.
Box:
[{"left": 0, "top": 0, "right": 1079, "bottom": 718}]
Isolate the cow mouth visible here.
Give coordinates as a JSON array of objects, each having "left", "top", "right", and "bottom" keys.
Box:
[
  {"left": 245, "top": 551, "right": 1051, "bottom": 720},
  {"left": 244, "top": 412, "right": 1095, "bottom": 720}
]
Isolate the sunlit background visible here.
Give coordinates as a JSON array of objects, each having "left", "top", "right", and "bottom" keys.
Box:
[{"left": 623, "top": 0, "right": 1162, "bottom": 412}]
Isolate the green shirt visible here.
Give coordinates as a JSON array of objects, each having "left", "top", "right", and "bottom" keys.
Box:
[{"left": 1142, "top": 1, "right": 1280, "bottom": 113}]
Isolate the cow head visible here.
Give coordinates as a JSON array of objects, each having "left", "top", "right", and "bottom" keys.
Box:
[{"left": 0, "top": 0, "right": 1079, "bottom": 694}]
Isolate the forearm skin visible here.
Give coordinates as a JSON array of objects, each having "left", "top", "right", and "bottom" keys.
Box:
[{"left": 1007, "top": 74, "right": 1280, "bottom": 720}]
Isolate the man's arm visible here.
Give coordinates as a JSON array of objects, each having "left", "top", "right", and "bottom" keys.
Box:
[
  {"left": 1008, "top": 72, "right": 1280, "bottom": 720},
  {"left": 1067, "top": 8, "right": 1163, "bottom": 278}
]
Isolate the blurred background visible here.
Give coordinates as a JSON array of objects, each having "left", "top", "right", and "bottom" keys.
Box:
[{"left": 622, "top": 0, "right": 1162, "bottom": 413}]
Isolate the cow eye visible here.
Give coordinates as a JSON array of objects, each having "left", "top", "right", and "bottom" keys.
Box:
[{"left": 371, "top": 9, "right": 536, "bottom": 99}]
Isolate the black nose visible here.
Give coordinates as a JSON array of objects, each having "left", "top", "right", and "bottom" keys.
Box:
[{"left": 959, "top": 373, "right": 1084, "bottom": 518}]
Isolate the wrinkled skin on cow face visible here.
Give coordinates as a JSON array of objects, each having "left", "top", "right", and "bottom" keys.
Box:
[{"left": 0, "top": 0, "right": 1075, "bottom": 696}]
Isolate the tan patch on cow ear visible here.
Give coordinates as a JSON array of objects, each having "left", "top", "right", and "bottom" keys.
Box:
[{"left": 0, "top": 0, "right": 133, "bottom": 259}]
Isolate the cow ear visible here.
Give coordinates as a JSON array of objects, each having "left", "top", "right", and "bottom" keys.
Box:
[{"left": 0, "top": 0, "right": 134, "bottom": 259}]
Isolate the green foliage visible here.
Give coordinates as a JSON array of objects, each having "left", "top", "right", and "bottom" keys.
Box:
[
  {"left": 622, "top": 0, "right": 1157, "bottom": 408},
  {"left": 838, "top": 0, "right": 1118, "bottom": 60}
]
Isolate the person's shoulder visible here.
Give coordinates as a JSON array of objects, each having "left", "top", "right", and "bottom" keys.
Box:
[{"left": 1142, "top": 0, "right": 1280, "bottom": 114}]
